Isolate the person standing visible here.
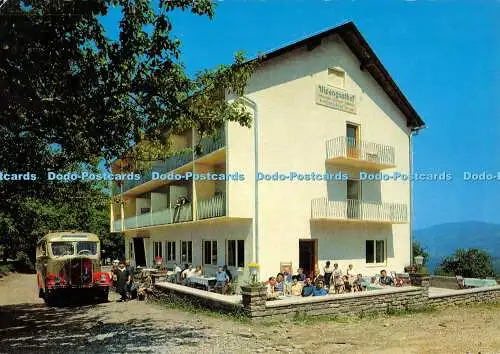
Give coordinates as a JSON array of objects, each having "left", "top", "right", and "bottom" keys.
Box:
[
  {"left": 116, "top": 260, "right": 131, "bottom": 302},
  {"left": 125, "top": 259, "right": 135, "bottom": 298},
  {"left": 173, "top": 263, "right": 182, "bottom": 283},
  {"left": 323, "top": 261, "right": 333, "bottom": 288}
]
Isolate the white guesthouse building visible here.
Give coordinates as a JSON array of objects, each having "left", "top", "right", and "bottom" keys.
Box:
[{"left": 110, "top": 21, "right": 425, "bottom": 281}]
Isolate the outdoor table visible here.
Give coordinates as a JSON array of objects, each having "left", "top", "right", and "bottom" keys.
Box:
[
  {"left": 463, "top": 278, "right": 498, "bottom": 288},
  {"left": 186, "top": 276, "right": 217, "bottom": 291},
  {"left": 141, "top": 268, "right": 158, "bottom": 273},
  {"left": 360, "top": 278, "right": 384, "bottom": 291},
  {"left": 151, "top": 271, "right": 175, "bottom": 284}
]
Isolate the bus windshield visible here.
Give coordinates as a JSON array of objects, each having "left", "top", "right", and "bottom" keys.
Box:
[
  {"left": 76, "top": 241, "right": 98, "bottom": 255},
  {"left": 51, "top": 242, "right": 75, "bottom": 256}
]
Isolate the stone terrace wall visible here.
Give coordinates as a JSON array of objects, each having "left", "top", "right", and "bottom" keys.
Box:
[
  {"left": 155, "top": 282, "right": 243, "bottom": 314},
  {"left": 241, "top": 280, "right": 500, "bottom": 320},
  {"left": 427, "top": 286, "right": 500, "bottom": 308},
  {"left": 153, "top": 280, "right": 500, "bottom": 320},
  {"left": 244, "top": 287, "right": 427, "bottom": 320}
]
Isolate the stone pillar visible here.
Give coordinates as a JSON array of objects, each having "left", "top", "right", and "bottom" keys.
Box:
[
  {"left": 420, "top": 276, "right": 430, "bottom": 298},
  {"left": 241, "top": 286, "right": 267, "bottom": 318}
]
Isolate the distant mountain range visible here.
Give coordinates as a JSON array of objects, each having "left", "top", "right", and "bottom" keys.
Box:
[{"left": 414, "top": 221, "right": 500, "bottom": 273}]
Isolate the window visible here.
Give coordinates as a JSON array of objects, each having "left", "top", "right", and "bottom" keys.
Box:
[
  {"left": 166, "top": 241, "right": 176, "bottom": 261},
  {"left": 366, "top": 240, "right": 385, "bottom": 264},
  {"left": 181, "top": 241, "right": 192, "bottom": 263},
  {"left": 153, "top": 241, "right": 163, "bottom": 259},
  {"left": 226, "top": 240, "right": 245, "bottom": 267},
  {"left": 76, "top": 241, "right": 98, "bottom": 256},
  {"left": 328, "top": 67, "right": 345, "bottom": 88},
  {"left": 51, "top": 242, "right": 74, "bottom": 256},
  {"left": 203, "top": 241, "right": 218, "bottom": 265}
]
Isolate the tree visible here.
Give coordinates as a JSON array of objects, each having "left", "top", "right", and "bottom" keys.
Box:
[
  {"left": 436, "top": 248, "right": 495, "bottom": 278},
  {"left": 1, "top": 0, "right": 255, "bottom": 174},
  {"left": 0, "top": 0, "right": 256, "bottom": 259},
  {"left": 0, "top": 179, "right": 124, "bottom": 262},
  {"left": 412, "top": 240, "right": 429, "bottom": 265}
]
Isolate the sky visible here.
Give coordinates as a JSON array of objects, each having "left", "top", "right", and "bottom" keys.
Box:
[{"left": 103, "top": 0, "right": 500, "bottom": 230}]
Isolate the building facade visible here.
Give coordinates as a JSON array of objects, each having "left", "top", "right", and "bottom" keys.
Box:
[{"left": 110, "top": 22, "right": 425, "bottom": 282}]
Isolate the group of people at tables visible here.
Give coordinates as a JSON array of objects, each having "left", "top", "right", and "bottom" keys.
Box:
[
  {"left": 175, "top": 264, "right": 234, "bottom": 294},
  {"left": 265, "top": 262, "right": 398, "bottom": 300}
]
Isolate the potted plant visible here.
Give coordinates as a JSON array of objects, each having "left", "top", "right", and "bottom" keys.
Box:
[{"left": 240, "top": 262, "right": 266, "bottom": 293}]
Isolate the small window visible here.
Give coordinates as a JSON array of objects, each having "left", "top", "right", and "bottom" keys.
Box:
[
  {"left": 203, "top": 240, "right": 218, "bottom": 265},
  {"left": 366, "top": 240, "right": 386, "bottom": 264},
  {"left": 226, "top": 240, "right": 245, "bottom": 267},
  {"left": 166, "top": 241, "right": 176, "bottom": 261},
  {"left": 328, "top": 67, "right": 345, "bottom": 89}
]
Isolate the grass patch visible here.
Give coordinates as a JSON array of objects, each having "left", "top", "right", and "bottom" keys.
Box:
[{"left": 151, "top": 293, "right": 251, "bottom": 324}]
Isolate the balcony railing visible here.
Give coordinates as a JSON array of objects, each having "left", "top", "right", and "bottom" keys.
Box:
[
  {"left": 113, "top": 219, "right": 122, "bottom": 232},
  {"left": 197, "top": 194, "right": 225, "bottom": 220},
  {"left": 196, "top": 129, "right": 225, "bottom": 158},
  {"left": 311, "top": 198, "right": 408, "bottom": 223},
  {"left": 121, "top": 204, "right": 192, "bottom": 230},
  {"left": 326, "top": 136, "right": 395, "bottom": 167},
  {"left": 115, "top": 150, "right": 194, "bottom": 194}
]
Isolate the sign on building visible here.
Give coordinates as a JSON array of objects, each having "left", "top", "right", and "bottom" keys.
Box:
[{"left": 316, "top": 84, "right": 356, "bottom": 114}]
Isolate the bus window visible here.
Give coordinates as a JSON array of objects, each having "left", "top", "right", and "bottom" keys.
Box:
[
  {"left": 51, "top": 242, "right": 74, "bottom": 256},
  {"left": 76, "top": 241, "right": 98, "bottom": 255}
]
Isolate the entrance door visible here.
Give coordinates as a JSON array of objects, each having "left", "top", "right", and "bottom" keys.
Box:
[
  {"left": 346, "top": 123, "right": 359, "bottom": 159},
  {"left": 347, "top": 179, "right": 361, "bottom": 219},
  {"left": 299, "top": 240, "right": 317, "bottom": 279},
  {"left": 133, "top": 238, "right": 147, "bottom": 266}
]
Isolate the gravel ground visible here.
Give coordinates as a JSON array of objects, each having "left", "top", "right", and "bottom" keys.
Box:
[{"left": 0, "top": 273, "right": 499, "bottom": 354}]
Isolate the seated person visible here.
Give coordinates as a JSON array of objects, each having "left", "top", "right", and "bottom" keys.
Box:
[
  {"left": 290, "top": 278, "right": 303, "bottom": 296},
  {"left": 313, "top": 270, "right": 324, "bottom": 284},
  {"left": 266, "top": 277, "right": 278, "bottom": 300},
  {"left": 354, "top": 274, "right": 364, "bottom": 292},
  {"left": 379, "top": 270, "right": 394, "bottom": 286},
  {"left": 343, "top": 275, "right": 353, "bottom": 293},
  {"left": 371, "top": 276, "right": 379, "bottom": 285},
  {"left": 138, "top": 271, "right": 152, "bottom": 301},
  {"left": 215, "top": 266, "right": 229, "bottom": 294},
  {"left": 312, "top": 280, "right": 328, "bottom": 296},
  {"left": 295, "top": 268, "right": 306, "bottom": 282},
  {"left": 275, "top": 273, "right": 285, "bottom": 294},
  {"left": 193, "top": 265, "right": 203, "bottom": 276},
  {"left": 181, "top": 264, "right": 194, "bottom": 281},
  {"left": 301, "top": 278, "right": 314, "bottom": 297},
  {"left": 283, "top": 271, "right": 292, "bottom": 284}
]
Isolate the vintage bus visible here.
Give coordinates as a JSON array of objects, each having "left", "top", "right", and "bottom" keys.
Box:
[{"left": 36, "top": 231, "right": 111, "bottom": 304}]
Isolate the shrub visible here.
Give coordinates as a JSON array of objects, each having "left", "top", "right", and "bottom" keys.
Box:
[
  {"left": 437, "top": 248, "right": 495, "bottom": 279},
  {"left": 13, "top": 251, "right": 35, "bottom": 273}
]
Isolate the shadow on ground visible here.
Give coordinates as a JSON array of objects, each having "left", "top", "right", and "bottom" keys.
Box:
[{"left": 0, "top": 300, "right": 209, "bottom": 353}]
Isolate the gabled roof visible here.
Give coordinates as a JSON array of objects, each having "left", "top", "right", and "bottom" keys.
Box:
[{"left": 250, "top": 21, "right": 425, "bottom": 129}]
